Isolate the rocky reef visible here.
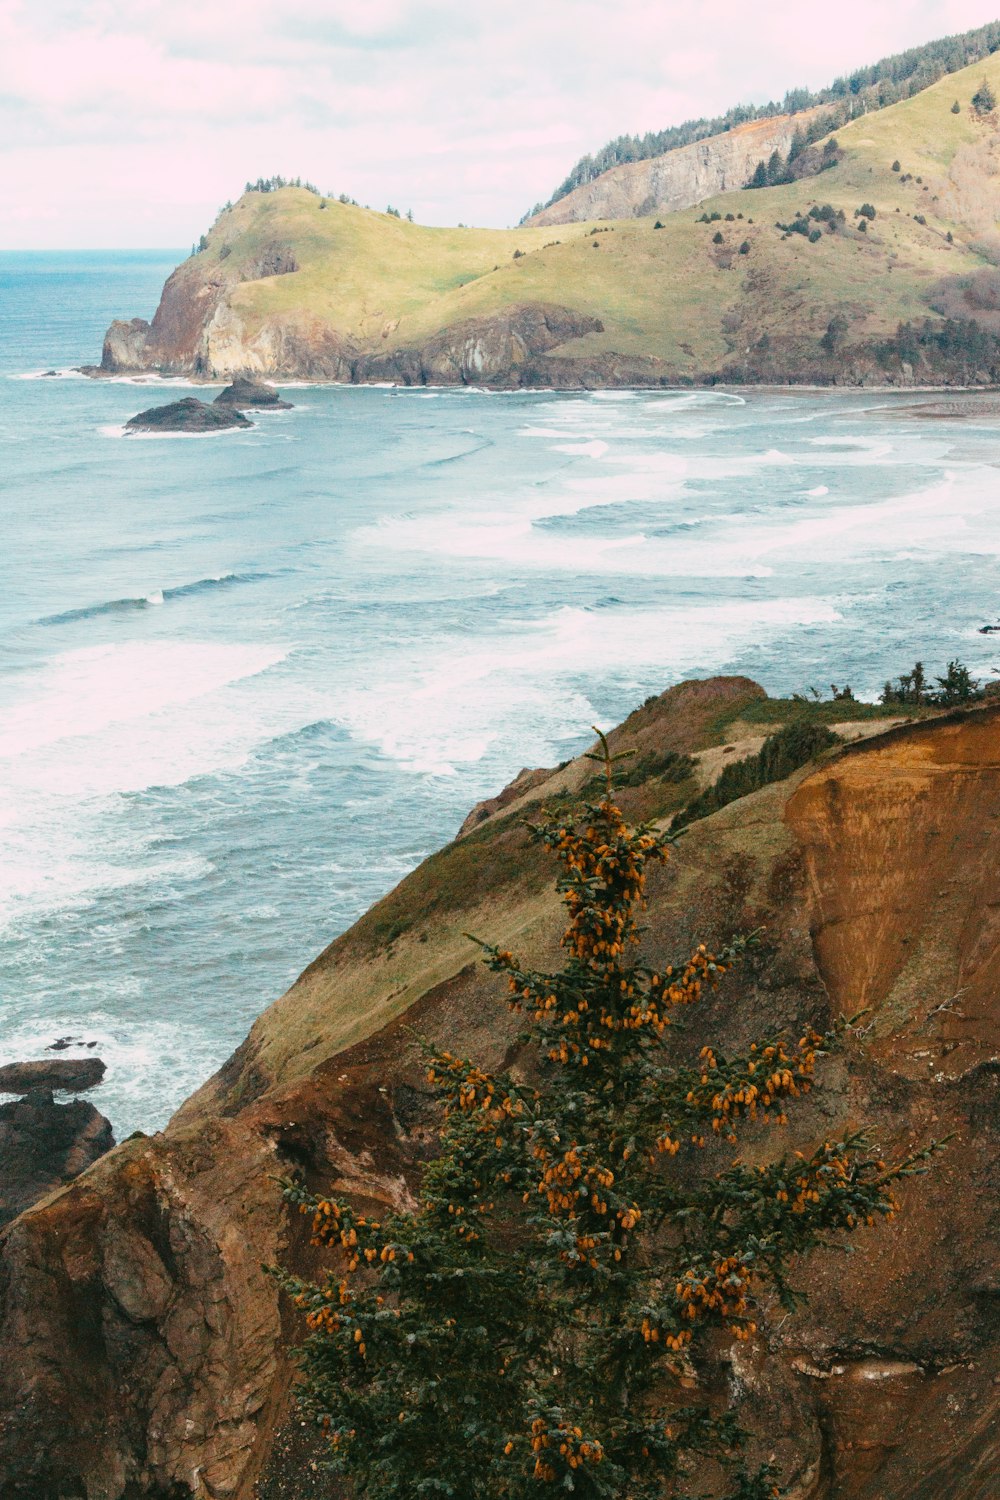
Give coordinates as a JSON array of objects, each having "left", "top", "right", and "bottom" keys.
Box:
[
  {"left": 124, "top": 397, "right": 252, "bottom": 434},
  {"left": 0, "top": 678, "right": 998, "bottom": 1497}
]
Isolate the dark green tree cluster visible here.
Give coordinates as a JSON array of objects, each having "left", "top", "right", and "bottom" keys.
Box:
[
  {"left": 276, "top": 739, "right": 930, "bottom": 1500},
  {"left": 972, "top": 78, "right": 997, "bottom": 114},
  {"left": 880, "top": 317, "right": 1000, "bottom": 379},
  {"left": 672, "top": 722, "right": 841, "bottom": 831},
  {"left": 880, "top": 660, "right": 983, "bottom": 706},
  {"left": 528, "top": 22, "right": 1000, "bottom": 219},
  {"left": 244, "top": 175, "right": 321, "bottom": 195}
]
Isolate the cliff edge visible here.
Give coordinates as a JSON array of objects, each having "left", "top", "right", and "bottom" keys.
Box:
[{"left": 1, "top": 678, "right": 998, "bottom": 1498}]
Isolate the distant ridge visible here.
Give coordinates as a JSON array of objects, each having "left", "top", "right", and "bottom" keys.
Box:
[{"left": 525, "top": 19, "right": 1000, "bottom": 223}]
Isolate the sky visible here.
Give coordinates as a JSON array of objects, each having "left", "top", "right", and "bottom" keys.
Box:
[{"left": 2, "top": 0, "right": 1000, "bottom": 248}]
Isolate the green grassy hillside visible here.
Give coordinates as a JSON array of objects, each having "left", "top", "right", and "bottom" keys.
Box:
[{"left": 122, "top": 50, "right": 1000, "bottom": 383}]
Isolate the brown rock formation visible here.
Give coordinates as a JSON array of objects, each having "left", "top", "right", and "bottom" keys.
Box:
[
  {"left": 524, "top": 108, "right": 829, "bottom": 227},
  {"left": 101, "top": 243, "right": 303, "bottom": 376},
  {"left": 1, "top": 686, "right": 998, "bottom": 1497},
  {"left": 355, "top": 303, "right": 604, "bottom": 385},
  {"left": 0, "top": 1090, "right": 114, "bottom": 1229},
  {"left": 0, "top": 1058, "right": 105, "bottom": 1093}
]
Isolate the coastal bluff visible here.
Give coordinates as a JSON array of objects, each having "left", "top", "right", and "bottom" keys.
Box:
[
  {"left": 1, "top": 677, "right": 998, "bottom": 1498},
  {"left": 90, "top": 50, "right": 1000, "bottom": 390}
]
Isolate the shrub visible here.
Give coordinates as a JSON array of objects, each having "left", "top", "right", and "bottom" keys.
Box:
[
  {"left": 739, "top": 240, "right": 751, "bottom": 254},
  {"left": 952, "top": 100, "right": 962, "bottom": 113},
  {"left": 892, "top": 160, "right": 901, "bottom": 172},
  {"left": 881, "top": 659, "right": 982, "bottom": 706},
  {"left": 653, "top": 220, "right": 665, "bottom": 230},
  {"left": 277, "top": 735, "right": 934, "bottom": 1500},
  {"left": 972, "top": 78, "right": 997, "bottom": 114},
  {"left": 672, "top": 721, "right": 841, "bottom": 830},
  {"left": 820, "top": 314, "right": 849, "bottom": 354},
  {"left": 856, "top": 202, "right": 877, "bottom": 219},
  {"left": 712, "top": 230, "right": 724, "bottom": 244}
]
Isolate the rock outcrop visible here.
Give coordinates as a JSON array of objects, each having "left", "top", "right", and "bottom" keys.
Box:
[
  {"left": 124, "top": 397, "right": 252, "bottom": 434},
  {"left": 355, "top": 303, "right": 605, "bottom": 385},
  {"left": 101, "top": 242, "right": 302, "bottom": 376},
  {"left": 213, "top": 378, "right": 292, "bottom": 410},
  {"left": 1, "top": 683, "right": 999, "bottom": 1497},
  {"left": 524, "top": 108, "right": 829, "bottom": 226},
  {"left": 0, "top": 1058, "right": 105, "bottom": 1093},
  {"left": 0, "top": 1090, "right": 114, "bottom": 1228}
]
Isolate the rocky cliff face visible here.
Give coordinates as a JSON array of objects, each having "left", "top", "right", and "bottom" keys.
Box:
[
  {"left": 524, "top": 108, "right": 828, "bottom": 226},
  {"left": 102, "top": 289, "right": 602, "bottom": 386},
  {"left": 1, "top": 682, "right": 998, "bottom": 1498}
]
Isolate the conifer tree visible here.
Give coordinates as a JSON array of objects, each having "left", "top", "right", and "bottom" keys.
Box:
[{"left": 278, "top": 735, "right": 936, "bottom": 1499}]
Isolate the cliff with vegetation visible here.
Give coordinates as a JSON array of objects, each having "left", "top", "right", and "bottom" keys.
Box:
[
  {"left": 521, "top": 108, "right": 828, "bottom": 227},
  {"left": 1, "top": 676, "right": 999, "bottom": 1498},
  {"left": 526, "top": 19, "right": 1000, "bottom": 221},
  {"left": 96, "top": 50, "right": 1000, "bottom": 390}
]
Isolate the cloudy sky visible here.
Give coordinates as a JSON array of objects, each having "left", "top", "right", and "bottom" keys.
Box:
[{"left": 3, "top": 0, "right": 999, "bottom": 247}]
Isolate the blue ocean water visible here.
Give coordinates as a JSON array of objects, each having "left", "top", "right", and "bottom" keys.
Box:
[{"left": 3, "top": 251, "right": 1000, "bottom": 1136}]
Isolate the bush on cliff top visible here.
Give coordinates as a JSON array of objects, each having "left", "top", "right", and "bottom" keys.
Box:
[{"left": 277, "top": 734, "right": 936, "bottom": 1499}]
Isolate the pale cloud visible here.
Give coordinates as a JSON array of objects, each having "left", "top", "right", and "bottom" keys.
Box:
[{"left": 2, "top": 0, "right": 999, "bottom": 246}]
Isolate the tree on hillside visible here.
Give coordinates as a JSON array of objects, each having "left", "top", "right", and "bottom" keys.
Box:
[
  {"left": 750, "top": 160, "right": 769, "bottom": 189},
  {"left": 820, "top": 315, "right": 849, "bottom": 354},
  {"left": 952, "top": 99, "right": 962, "bottom": 113},
  {"left": 277, "top": 737, "right": 935, "bottom": 1500},
  {"left": 972, "top": 78, "right": 997, "bottom": 114}
]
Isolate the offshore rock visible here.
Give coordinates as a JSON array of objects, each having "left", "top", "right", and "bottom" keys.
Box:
[
  {"left": 0, "top": 1090, "right": 114, "bottom": 1228},
  {"left": 0, "top": 1058, "right": 106, "bottom": 1093},
  {"left": 213, "top": 376, "right": 292, "bottom": 409},
  {"left": 124, "top": 397, "right": 251, "bottom": 433}
]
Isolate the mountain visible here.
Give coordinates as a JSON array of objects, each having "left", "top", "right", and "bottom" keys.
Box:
[
  {"left": 96, "top": 50, "right": 1000, "bottom": 390},
  {"left": 1, "top": 677, "right": 999, "bottom": 1498}
]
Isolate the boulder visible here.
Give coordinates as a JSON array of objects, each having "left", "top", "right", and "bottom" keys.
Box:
[
  {"left": 0, "top": 1089, "right": 114, "bottom": 1228},
  {"left": 124, "top": 397, "right": 251, "bottom": 434},
  {"left": 213, "top": 377, "right": 292, "bottom": 410},
  {"left": 0, "top": 1058, "right": 106, "bottom": 1093},
  {"left": 102, "top": 317, "right": 152, "bottom": 372}
]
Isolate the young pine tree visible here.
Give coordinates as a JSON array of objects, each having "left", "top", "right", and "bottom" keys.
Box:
[{"left": 277, "top": 735, "right": 934, "bottom": 1499}]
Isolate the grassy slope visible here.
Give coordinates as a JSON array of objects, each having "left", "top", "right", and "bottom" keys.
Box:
[
  {"left": 193, "top": 51, "right": 1000, "bottom": 373},
  {"left": 185, "top": 685, "right": 925, "bottom": 1106}
]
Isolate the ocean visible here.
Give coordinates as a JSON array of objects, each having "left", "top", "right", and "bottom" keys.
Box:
[{"left": 2, "top": 250, "right": 999, "bottom": 1137}]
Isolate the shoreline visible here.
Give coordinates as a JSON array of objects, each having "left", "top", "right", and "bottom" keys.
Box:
[{"left": 70, "top": 367, "right": 1000, "bottom": 402}]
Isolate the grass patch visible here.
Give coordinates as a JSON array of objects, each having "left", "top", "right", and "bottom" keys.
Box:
[{"left": 673, "top": 722, "right": 842, "bottom": 831}]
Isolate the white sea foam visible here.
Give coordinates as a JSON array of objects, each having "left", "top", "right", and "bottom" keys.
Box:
[
  {"left": 336, "top": 596, "right": 841, "bottom": 776},
  {"left": 552, "top": 439, "right": 609, "bottom": 458}
]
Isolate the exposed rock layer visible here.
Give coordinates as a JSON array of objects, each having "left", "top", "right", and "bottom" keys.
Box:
[
  {"left": 524, "top": 108, "right": 828, "bottom": 226},
  {"left": 1, "top": 686, "right": 998, "bottom": 1497}
]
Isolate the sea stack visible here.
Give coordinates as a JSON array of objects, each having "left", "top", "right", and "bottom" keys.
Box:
[
  {"left": 213, "top": 376, "right": 292, "bottom": 410},
  {"left": 124, "top": 396, "right": 252, "bottom": 434}
]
